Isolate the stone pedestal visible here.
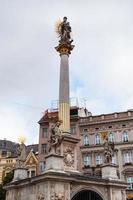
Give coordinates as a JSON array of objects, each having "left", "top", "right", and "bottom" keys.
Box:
[
  {"left": 61, "top": 134, "right": 80, "bottom": 172},
  {"left": 13, "top": 168, "right": 28, "bottom": 181},
  {"left": 101, "top": 164, "right": 118, "bottom": 180},
  {"left": 45, "top": 153, "right": 64, "bottom": 172}
]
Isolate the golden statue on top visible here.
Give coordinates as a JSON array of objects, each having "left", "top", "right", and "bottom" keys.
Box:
[{"left": 55, "top": 17, "right": 73, "bottom": 45}]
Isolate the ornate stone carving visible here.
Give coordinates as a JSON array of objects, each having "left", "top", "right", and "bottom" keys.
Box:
[
  {"left": 64, "top": 146, "right": 74, "bottom": 167},
  {"left": 37, "top": 193, "right": 45, "bottom": 200},
  {"left": 51, "top": 192, "right": 64, "bottom": 200}
]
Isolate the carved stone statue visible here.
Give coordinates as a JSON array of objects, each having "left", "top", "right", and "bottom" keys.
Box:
[
  {"left": 104, "top": 137, "right": 114, "bottom": 164},
  {"left": 49, "top": 121, "right": 63, "bottom": 154},
  {"left": 16, "top": 142, "right": 27, "bottom": 168},
  {"left": 58, "top": 17, "right": 73, "bottom": 44}
]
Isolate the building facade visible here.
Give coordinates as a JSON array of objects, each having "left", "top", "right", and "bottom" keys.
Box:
[
  {"left": 38, "top": 108, "right": 133, "bottom": 200},
  {"left": 0, "top": 141, "right": 39, "bottom": 183}
]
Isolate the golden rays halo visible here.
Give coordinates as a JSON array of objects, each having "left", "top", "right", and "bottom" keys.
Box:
[
  {"left": 55, "top": 18, "right": 62, "bottom": 36},
  {"left": 18, "top": 136, "right": 26, "bottom": 144},
  {"left": 101, "top": 131, "right": 108, "bottom": 140}
]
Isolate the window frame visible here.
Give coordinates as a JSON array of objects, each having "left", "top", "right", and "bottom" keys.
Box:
[
  {"left": 42, "top": 127, "right": 48, "bottom": 138},
  {"left": 108, "top": 132, "right": 114, "bottom": 143},
  {"left": 83, "top": 154, "right": 91, "bottom": 167},
  {"left": 95, "top": 134, "right": 101, "bottom": 145},
  {"left": 83, "top": 135, "right": 89, "bottom": 146},
  {"left": 70, "top": 126, "right": 76, "bottom": 135},
  {"left": 41, "top": 144, "right": 47, "bottom": 154},
  {"left": 122, "top": 131, "right": 129, "bottom": 142},
  {"left": 127, "top": 177, "right": 133, "bottom": 190},
  {"left": 123, "top": 150, "right": 132, "bottom": 164},
  {"left": 96, "top": 154, "right": 102, "bottom": 165}
]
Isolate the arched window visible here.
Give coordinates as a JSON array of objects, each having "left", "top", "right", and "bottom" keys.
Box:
[
  {"left": 122, "top": 131, "right": 129, "bottom": 142},
  {"left": 83, "top": 135, "right": 89, "bottom": 145},
  {"left": 108, "top": 132, "right": 114, "bottom": 143},
  {"left": 95, "top": 134, "right": 100, "bottom": 145}
]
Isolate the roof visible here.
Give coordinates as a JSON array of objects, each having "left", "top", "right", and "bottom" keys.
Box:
[
  {"left": 79, "top": 110, "right": 133, "bottom": 125},
  {"left": 26, "top": 144, "right": 38, "bottom": 155},
  {"left": 38, "top": 106, "right": 80, "bottom": 124}
]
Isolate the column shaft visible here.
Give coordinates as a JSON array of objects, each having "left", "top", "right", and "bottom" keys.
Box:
[{"left": 59, "top": 54, "right": 70, "bottom": 132}]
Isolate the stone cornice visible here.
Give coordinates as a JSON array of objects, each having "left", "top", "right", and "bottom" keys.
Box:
[{"left": 4, "top": 171, "right": 127, "bottom": 191}]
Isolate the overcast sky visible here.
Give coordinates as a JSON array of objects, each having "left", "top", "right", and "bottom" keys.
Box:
[{"left": 0, "top": 0, "right": 133, "bottom": 144}]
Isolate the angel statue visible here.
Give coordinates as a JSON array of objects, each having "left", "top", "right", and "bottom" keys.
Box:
[
  {"left": 16, "top": 137, "right": 27, "bottom": 168},
  {"left": 55, "top": 17, "right": 73, "bottom": 44}
]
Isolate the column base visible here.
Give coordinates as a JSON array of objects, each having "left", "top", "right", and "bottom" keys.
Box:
[
  {"left": 13, "top": 168, "right": 28, "bottom": 181},
  {"left": 45, "top": 153, "right": 64, "bottom": 172}
]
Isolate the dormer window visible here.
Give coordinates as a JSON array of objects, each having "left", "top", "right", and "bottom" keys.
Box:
[{"left": 122, "top": 131, "right": 129, "bottom": 142}]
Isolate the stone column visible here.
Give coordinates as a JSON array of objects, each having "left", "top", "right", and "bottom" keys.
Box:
[
  {"left": 55, "top": 43, "right": 74, "bottom": 133},
  {"left": 59, "top": 53, "right": 70, "bottom": 132}
]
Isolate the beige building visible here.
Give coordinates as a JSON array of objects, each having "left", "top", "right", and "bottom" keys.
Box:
[
  {"left": 0, "top": 156, "right": 16, "bottom": 184},
  {"left": 38, "top": 107, "right": 133, "bottom": 200},
  {"left": 0, "top": 143, "right": 38, "bottom": 183}
]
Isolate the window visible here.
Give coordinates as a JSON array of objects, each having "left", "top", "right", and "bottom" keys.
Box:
[
  {"left": 96, "top": 154, "right": 102, "bottom": 165},
  {"left": 2, "top": 151, "right": 7, "bottom": 157},
  {"left": 42, "top": 127, "right": 48, "bottom": 138},
  {"left": 70, "top": 126, "right": 76, "bottom": 134},
  {"left": 83, "top": 155, "right": 91, "bottom": 166},
  {"left": 40, "top": 161, "right": 46, "bottom": 173},
  {"left": 83, "top": 135, "right": 89, "bottom": 145},
  {"left": 108, "top": 133, "right": 114, "bottom": 143},
  {"left": 27, "top": 171, "right": 30, "bottom": 177},
  {"left": 95, "top": 134, "right": 100, "bottom": 145},
  {"left": 127, "top": 177, "right": 133, "bottom": 189},
  {"left": 123, "top": 151, "right": 132, "bottom": 164},
  {"left": 41, "top": 144, "right": 47, "bottom": 154},
  {"left": 31, "top": 170, "right": 36, "bottom": 177},
  {"left": 122, "top": 131, "right": 129, "bottom": 142}
]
